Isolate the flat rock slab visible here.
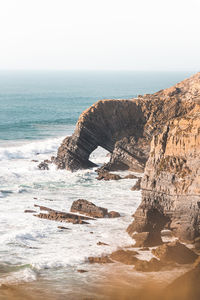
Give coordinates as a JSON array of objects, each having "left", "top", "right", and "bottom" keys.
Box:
[
  {"left": 58, "top": 226, "right": 70, "bottom": 230},
  {"left": 88, "top": 256, "right": 113, "bottom": 264},
  {"left": 97, "top": 241, "right": 109, "bottom": 246},
  {"left": 123, "top": 174, "right": 138, "bottom": 179},
  {"left": 34, "top": 204, "right": 95, "bottom": 224},
  {"left": 24, "top": 210, "right": 37, "bottom": 213}
]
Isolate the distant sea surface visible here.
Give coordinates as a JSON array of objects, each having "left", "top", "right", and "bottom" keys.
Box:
[
  {"left": 0, "top": 71, "right": 192, "bottom": 142},
  {"left": 0, "top": 71, "right": 192, "bottom": 298}
]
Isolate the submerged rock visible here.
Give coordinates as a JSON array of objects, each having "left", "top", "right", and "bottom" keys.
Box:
[
  {"left": 97, "top": 241, "right": 109, "bottom": 246},
  {"left": 88, "top": 256, "right": 113, "bottom": 264},
  {"left": 24, "top": 209, "right": 36, "bottom": 213},
  {"left": 37, "top": 162, "right": 49, "bottom": 170},
  {"left": 57, "top": 226, "right": 70, "bottom": 230},
  {"left": 77, "top": 269, "right": 88, "bottom": 273},
  {"left": 96, "top": 170, "right": 121, "bottom": 181}
]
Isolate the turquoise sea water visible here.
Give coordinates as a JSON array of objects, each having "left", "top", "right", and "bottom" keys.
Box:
[{"left": 0, "top": 71, "right": 192, "bottom": 141}]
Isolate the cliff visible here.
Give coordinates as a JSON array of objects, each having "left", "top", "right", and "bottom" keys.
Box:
[
  {"left": 55, "top": 73, "right": 198, "bottom": 172},
  {"left": 55, "top": 72, "right": 200, "bottom": 242},
  {"left": 128, "top": 106, "right": 200, "bottom": 242}
]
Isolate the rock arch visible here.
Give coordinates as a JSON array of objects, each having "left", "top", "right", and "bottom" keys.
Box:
[{"left": 55, "top": 99, "right": 148, "bottom": 171}]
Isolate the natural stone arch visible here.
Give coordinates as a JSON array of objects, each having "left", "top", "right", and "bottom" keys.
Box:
[{"left": 55, "top": 99, "right": 147, "bottom": 171}]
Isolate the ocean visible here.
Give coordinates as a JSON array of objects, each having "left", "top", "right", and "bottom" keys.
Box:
[{"left": 0, "top": 71, "right": 192, "bottom": 298}]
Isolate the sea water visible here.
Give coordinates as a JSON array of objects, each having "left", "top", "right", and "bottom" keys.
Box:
[{"left": 0, "top": 71, "right": 192, "bottom": 297}]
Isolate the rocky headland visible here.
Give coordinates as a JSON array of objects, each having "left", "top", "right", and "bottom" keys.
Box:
[
  {"left": 55, "top": 72, "right": 200, "bottom": 246},
  {"left": 32, "top": 73, "right": 200, "bottom": 299}
]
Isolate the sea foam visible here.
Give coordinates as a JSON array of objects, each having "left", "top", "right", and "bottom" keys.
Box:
[{"left": 0, "top": 136, "right": 64, "bottom": 161}]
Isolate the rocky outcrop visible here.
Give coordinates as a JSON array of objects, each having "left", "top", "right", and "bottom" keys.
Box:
[
  {"left": 110, "top": 250, "right": 138, "bottom": 265},
  {"left": 55, "top": 73, "right": 198, "bottom": 172},
  {"left": 55, "top": 72, "right": 200, "bottom": 244},
  {"left": 33, "top": 204, "right": 95, "bottom": 224},
  {"left": 70, "top": 199, "right": 120, "bottom": 218},
  {"left": 152, "top": 240, "right": 198, "bottom": 264},
  {"left": 134, "top": 258, "right": 162, "bottom": 272},
  {"left": 128, "top": 105, "right": 200, "bottom": 242}
]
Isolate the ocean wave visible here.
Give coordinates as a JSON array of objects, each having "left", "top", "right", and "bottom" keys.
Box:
[
  {"left": 0, "top": 268, "right": 37, "bottom": 286},
  {"left": 0, "top": 137, "right": 64, "bottom": 161}
]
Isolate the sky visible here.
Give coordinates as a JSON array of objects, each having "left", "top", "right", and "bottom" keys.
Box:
[{"left": 0, "top": 0, "right": 199, "bottom": 71}]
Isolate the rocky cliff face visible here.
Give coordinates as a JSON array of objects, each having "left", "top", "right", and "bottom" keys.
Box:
[
  {"left": 55, "top": 73, "right": 198, "bottom": 172},
  {"left": 55, "top": 72, "right": 200, "bottom": 242},
  {"left": 128, "top": 106, "right": 200, "bottom": 242}
]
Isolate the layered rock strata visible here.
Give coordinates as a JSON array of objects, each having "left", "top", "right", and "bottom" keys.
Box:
[
  {"left": 33, "top": 204, "right": 95, "bottom": 224},
  {"left": 128, "top": 107, "right": 200, "bottom": 242},
  {"left": 55, "top": 73, "right": 198, "bottom": 172},
  {"left": 55, "top": 72, "right": 200, "bottom": 242}
]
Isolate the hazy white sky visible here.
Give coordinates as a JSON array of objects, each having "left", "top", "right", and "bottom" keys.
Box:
[{"left": 0, "top": 0, "right": 199, "bottom": 71}]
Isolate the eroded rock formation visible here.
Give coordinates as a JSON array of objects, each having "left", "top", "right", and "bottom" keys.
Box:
[
  {"left": 55, "top": 72, "right": 200, "bottom": 242},
  {"left": 128, "top": 105, "right": 200, "bottom": 242},
  {"left": 55, "top": 73, "right": 198, "bottom": 172}
]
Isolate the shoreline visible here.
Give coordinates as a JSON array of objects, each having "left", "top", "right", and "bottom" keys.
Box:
[{"left": 0, "top": 261, "right": 193, "bottom": 300}]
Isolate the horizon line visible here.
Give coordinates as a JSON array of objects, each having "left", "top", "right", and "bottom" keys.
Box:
[{"left": 0, "top": 69, "right": 197, "bottom": 73}]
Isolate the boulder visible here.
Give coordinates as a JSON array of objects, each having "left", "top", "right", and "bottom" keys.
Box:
[
  {"left": 152, "top": 240, "right": 198, "bottom": 264},
  {"left": 107, "top": 211, "right": 121, "bottom": 218},
  {"left": 110, "top": 250, "right": 138, "bottom": 265},
  {"left": 96, "top": 170, "right": 121, "bottom": 181},
  {"left": 71, "top": 199, "right": 107, "bottom": 218},
  {"left": 37, "top": 162, "right": 49, "bottom": 170},
  {"left": 70, "top": 199, "right": 120, "bottom": 218},
  {"left": 134, "top": 258, "right": 162, "bottom": 272}
]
